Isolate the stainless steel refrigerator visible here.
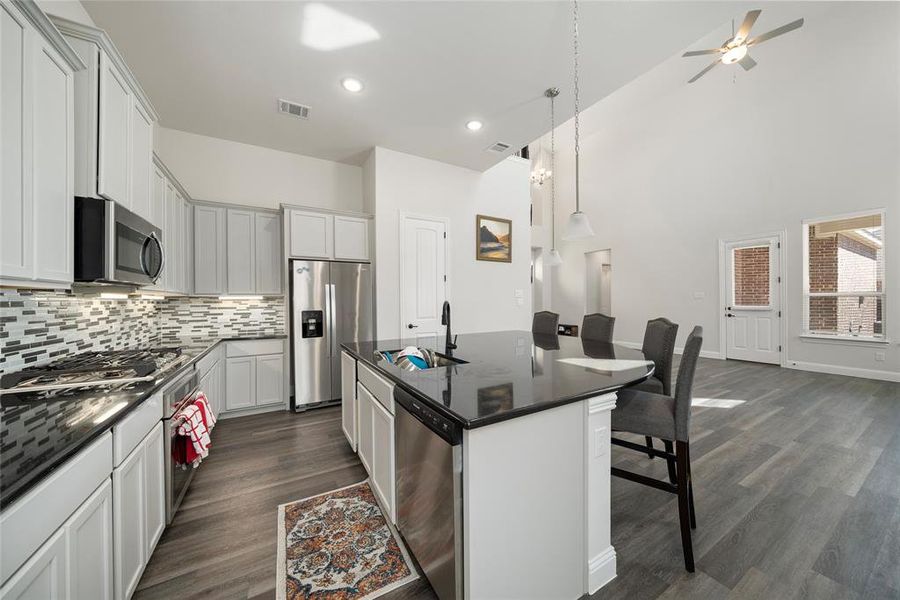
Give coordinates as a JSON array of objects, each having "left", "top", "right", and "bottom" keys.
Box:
[{"left": 291, "top": 260, "right": 373, "bottom": 410}]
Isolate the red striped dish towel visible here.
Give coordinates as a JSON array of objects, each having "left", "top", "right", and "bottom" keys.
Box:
[{"left": 176, "top": 392, "right": 217, "bottom": 467}]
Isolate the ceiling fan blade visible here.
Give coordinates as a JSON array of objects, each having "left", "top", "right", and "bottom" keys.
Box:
[
  {"left": 688, "top": 59, "right": 721, "bottom": 83},
  {"left": 739, "top": 54, "right": 757, "bottom": 71},
  {"left": 735, "top": 9, "right": 762, "bottom": 42},
  {"left": 682, "top": 48, "right": 722, "bottom": 57},
  {"left": 749, "top": 18, "right": 804, "bottom": 46}
]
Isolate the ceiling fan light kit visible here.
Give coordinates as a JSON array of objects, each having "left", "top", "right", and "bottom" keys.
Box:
[{"left": 682, "top": 9, "right": 804, "bottom": 83}]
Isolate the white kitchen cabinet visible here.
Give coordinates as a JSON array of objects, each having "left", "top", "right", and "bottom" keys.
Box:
[
  {"left": 112, "top": 423, "right": 164, "bottom": 600},
  {"left": 289, "top": 210, "right": 333, "bottom": 258},
  {"left": 1, "top": 3, "right": 77, "bottom": 288},
  {"left": 254, "top": 212, "right": 282, "bottom": 294},
  {"left": 97, "top": 51, "right": 130, "bottom": 206},
  {"left": 226, "top": 209, "right": 255, "bottom": 294},
  {"left": 341, "top": 352, "right": 357, "bottom": 450},
  {"left": 66, "top": 479, "right": 113, "bottom": 600},
  {"left": 255, "top": 354, "right": 285, "bottom": 406},
  {"left": 129, "top": 100, "right": 153, "bottom": 220},
  {"left": 356, "top": 383, "right": 374, "bottom": 476},
  {"left": 164, "top": 181, "right": 179, "bottom": 292},
  {"left": 225, "top": 356, "right": 256, "bottom": 411},
  {"left": 193, "top": 204, "right": 226, "bottom": 294},
  {"left": 180, "top": 193, "right": 191, "bottom": 294},
  {"left": 334, "top": 215, "right": 369, "bottom": 261},
  {"left": 0, "top": 528, "right": 67, "bottom": 600},
  {"left": 144, "top": 424, "right": 166, "bottom": 556},
  {"left": 150, "top": 167, "right": 165, "bottom": 230},
  {"left": 370, "top": 396, "right": 396, "bottom": 523},
  {"left": 112, "top": 438, "right": 146, "bottom": 600},
  {"left": 199, "top": 348, "right": 225, "bottom": 419}
]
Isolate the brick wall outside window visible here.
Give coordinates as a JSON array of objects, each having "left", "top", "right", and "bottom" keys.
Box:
[{"left": 733, "top": 246, "right": 770, "bottom": 306}]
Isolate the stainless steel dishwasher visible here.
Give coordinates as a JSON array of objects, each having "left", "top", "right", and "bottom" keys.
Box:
[{"left": 394, "top": 386, "right": 464, "bottom": 600}]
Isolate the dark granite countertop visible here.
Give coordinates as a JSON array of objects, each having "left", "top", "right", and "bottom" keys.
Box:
[
  {"left": 341, "top": 330, "right": 653, "bottom": 429},
  {"left": 0, "top": 333, "right": 286, "bottom": 509}
]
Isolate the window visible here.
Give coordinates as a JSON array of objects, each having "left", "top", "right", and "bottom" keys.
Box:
[{"left": 803, "top": 211, "right": 885, "bottom": 339}]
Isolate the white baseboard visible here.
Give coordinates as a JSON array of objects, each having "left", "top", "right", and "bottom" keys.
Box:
[
  {"left": 587, "top": 545, "right": 617, "bottom": 594},
  {"left": 785, "top": 360, "right": 900, "bottom": 383},
  {"left": 613, "top": 340, "right": 724, "bottom": 360},
  {"left": 217, "top": 403, "right": 286, "bottom": 420}
]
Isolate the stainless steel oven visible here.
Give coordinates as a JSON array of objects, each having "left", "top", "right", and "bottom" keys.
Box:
[
  {"left": 161, "top": 368, "right": 200, "bottom": 524},
  {"left": 74, "top": 197, "right": 164, "bottom": 286},
  {"left": 394, "top": 387, "right": 464, "bottom": 600}
]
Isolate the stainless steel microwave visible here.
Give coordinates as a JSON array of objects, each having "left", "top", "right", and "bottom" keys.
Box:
[{"left": 74, "top": 197, "right": 164, "bottom": 286}]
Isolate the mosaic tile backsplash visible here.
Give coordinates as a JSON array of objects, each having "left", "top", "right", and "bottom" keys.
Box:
[{"left": 0, "top": 291, "right": 285, "bottom": 375}]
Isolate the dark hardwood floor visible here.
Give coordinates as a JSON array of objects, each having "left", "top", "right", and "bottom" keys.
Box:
[{"left": 134, "top": 359, "right": 900, "bottom": 600}]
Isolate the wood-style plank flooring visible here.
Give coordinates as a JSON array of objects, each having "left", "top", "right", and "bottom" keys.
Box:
[{"left": 134, "top": 359, "right": 900, "bottom": 600}]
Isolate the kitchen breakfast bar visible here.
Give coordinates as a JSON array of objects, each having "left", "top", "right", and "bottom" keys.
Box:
[{"left": 340, "top": 330, "right": 654, "bottom": 600}]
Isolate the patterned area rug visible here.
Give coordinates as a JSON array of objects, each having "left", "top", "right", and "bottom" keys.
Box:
[{"left": 277, "top": 481, "right": 418, "bottom": 600}]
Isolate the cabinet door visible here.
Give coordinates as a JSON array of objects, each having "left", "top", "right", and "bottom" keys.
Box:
[
  {"left": 97, "top": 51, "right": 130, "bottom": 206},
  {"left": 180, "top": 195, "right": 191, "bottom": 294},
  {"left": 164, "top": 181, "right": 178, "bottom": 292},
  {"left": 0, "top": 528, "right": 67, "bottom": 600},
  {"left": 226, "top": 209, "right": 255, "bottom": 294},
  {"left": 356, "top": 383, "right": 374, "bottom": 475},
  {"left": 129, "top": 101, "right": 152, "bottom": 220},
  {"left": 144, "top": 423, "right": 165, "bottom": 556},
  {"left": 333, "top": 215, "right": 369, "bottom": 261},
  {"left": 254, "top": 212, "right": 281, "bottom": 294},
  {"left": 113, "top": 443, "right": 146, "bottom": 600},
  {"left": 193, "top": 205, "right": 225, "bottom": 294},
  {"left": 370, "top": 396, "right": 396, "bottom": 522},
  {"left": 225, "top": 356, "right": 256, "bottom": 411},
  {"left": 255, "top": 354, "right": 284, "bottom": 406},
  {"left": 1, "top": 6, "right": 33, "bottom": 281},
  {"left": 150, "top": 167, "right": 165, "bottom": 229},
  {"left": 31, "top": 37, "right": 74, "bottom": 284},
  {"left": 289, "top": 210, "right": 332, "bottom": 258},
  {"left": 341, "top": 352, "right": 357, "bottom": 450},
  {"left": 66, "top": 479, "right": 113, "bottom": 600}
]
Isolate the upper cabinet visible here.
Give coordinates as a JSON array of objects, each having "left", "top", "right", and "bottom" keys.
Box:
[
  {"left": 193, "top": 203, "right": 282, "bottom": 296},
  {"left": 151, "top": 155, "right": 192, "bottom": 295},
  {"left": 287, "top": 208, "right": 371, "bottom": 261},
  {"left": 50, "top": 15, "right": 159, "bottom": 224},
  {"left": 0, "top": 2, "right": 83, "bottom": 288}
]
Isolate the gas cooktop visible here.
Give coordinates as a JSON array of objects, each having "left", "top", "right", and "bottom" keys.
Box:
[{"left": 1, "top": 347, "right": 188, "bottom": 393}]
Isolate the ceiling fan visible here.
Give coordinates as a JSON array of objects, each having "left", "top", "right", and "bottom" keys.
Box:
[{"left": 682, "top": 9, "right": 804, "bottom": 83}]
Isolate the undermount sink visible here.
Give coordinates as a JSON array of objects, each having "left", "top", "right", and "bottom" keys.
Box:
[{"left": 375, "top": 347, "right": 467, "bottom": 370}]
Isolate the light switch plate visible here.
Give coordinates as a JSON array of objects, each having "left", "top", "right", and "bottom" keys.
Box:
[{"left": 514, "top": 289, "right": 524, "bottom": 298}]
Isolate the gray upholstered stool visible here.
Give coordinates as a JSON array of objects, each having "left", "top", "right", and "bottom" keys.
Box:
[
  {"left": 532, "top": 311, "right": 559, "bottom": 336},
  {"left": 581, "top": 313, "right": 615, "bottom": 343}
]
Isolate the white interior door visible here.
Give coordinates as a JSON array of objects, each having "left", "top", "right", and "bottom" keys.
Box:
[
  {"left": 400, "top": 215, "right": 446, "bottom": 343},
  {"left": 724, "top": 236, "right": 781, "bottom": 364}
]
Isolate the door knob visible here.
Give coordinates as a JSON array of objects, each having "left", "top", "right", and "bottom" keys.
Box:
[{"left": 407, "top": 323, "right": 419, "bottom": 329}]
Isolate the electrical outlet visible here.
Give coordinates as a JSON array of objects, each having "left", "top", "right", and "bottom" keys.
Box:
[
  {"left": 516, "top": 297, "right": 524, "bottom": 306},
  {"left": 875, "top": 351, "right": 885, "bottom": 362}
]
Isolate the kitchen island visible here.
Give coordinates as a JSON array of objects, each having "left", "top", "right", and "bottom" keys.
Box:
[{"left": 341, "top": 330, "right": 653, "bottom": 600}]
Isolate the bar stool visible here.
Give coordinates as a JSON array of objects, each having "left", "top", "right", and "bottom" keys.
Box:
[{"left": 581, "top": 313, "right": 615, "bottom": 343}]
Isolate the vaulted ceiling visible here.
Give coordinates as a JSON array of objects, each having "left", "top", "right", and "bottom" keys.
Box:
[{"left": 81, "top": 1, "right": 755, "bottom": 170}]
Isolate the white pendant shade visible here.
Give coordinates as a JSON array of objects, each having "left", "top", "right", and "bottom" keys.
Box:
[
  {"left": 563, "top": 211, "right": 595, "bottom": 240},
  {"left": 545, "top": 248, "right": 563, "bottom": 267}
]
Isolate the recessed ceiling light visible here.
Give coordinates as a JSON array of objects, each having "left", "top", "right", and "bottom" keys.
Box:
[
  {"left": 341, "top": 77, "right": 364, "bottom": 92},
  {"left": 466, "top": 120, "right": 483, "bottom": 131}
]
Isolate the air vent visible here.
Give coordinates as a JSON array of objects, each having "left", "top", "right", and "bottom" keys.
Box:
[
  {"left": 487, "top": 141, "right": 511, "bottom": 153},
  {"left": 278, "top": 99, "right": 310, "bottom": 119}
]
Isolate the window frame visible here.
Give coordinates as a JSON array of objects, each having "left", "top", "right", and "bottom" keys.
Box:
[{"left": 801, "top": 209, "right": 887, "bottom": 342}]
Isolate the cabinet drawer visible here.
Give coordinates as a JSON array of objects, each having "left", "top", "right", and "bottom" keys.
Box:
[
  {"left": 226, "top": 339, "right": 283, "bottom": 358},
  {"left": 113, "top": 394, "right": 162, "bottom": 467},
  {"left": 358, "top": 362, "right": 394, "bottom": 415},
  {"left": 195, "top": 344, "right": 223, "bottom": 378},
  {"left": 0, "top": 432, "right": 112, "bottom": 585}
]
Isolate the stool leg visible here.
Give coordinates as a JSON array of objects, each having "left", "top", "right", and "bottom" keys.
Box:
[
  {"left": 645, "top": 436, "right": 655, "bottom": 459},
  {"left": 663, "top": 440, "right": 677, "bottom": 485},
  {"left": 676, "top": 441, "right": 695, "bottom": 572},
  {"left": 686, "top": 442, "right": 696, "bottom": 529}
]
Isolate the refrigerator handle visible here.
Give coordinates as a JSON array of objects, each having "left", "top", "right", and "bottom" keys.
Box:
[{"left": 328, "top": 283, "right": 337, "bottom": 357}]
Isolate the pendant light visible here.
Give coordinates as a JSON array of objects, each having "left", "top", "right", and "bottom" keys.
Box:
[
  {"left": 562, "top": 0, "right": 595, "bottom": 241},
  {"left": 544, "top": 87, "right": 562, "bottom": 267}
]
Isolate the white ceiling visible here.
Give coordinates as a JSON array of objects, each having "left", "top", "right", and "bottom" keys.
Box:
[{"left": 81, "top": 1, "right": 757, "bottom": 170}]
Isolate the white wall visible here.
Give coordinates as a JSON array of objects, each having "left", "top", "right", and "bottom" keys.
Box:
[
  {"left": 372, "top": 147, "right": 532, "bottom": 338},
  {"left": 154, "top": 127, "right": 363, "bottom": 211},
  {"left": 546, "top": 3, "right": 899, "bottom": 379}
]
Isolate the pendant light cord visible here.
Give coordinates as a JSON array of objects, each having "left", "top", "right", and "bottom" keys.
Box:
[
  {"left": 550, "top": 90, "right": 556, "bottom": 250},
  {"left": 573, "top": 0, "right": 581, "bottom": 214}
]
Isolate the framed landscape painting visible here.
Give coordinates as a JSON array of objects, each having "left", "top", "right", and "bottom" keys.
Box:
[{"left": 476, "top": 214, "right": 512, "bottom": 263}]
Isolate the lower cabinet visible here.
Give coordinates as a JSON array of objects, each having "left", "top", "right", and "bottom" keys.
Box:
[
  {"left": 223, "top": 341, "right": 285, "bottom": 415},
  {"left": 113, "top": 423, "right": 164, "bottom": 600},
  {"left": 1, "top": 480, "right": 114, "bottom": 600},
  {"left": 355, "top": 380, "right": 396, "bottom": 523},
  {"left": 199, "top": 352, "right": 225, "bottom": 419},
  {"left": 340, "top": 352, "right": 357, "bottom": 450}
]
